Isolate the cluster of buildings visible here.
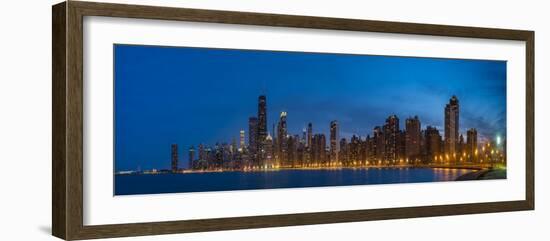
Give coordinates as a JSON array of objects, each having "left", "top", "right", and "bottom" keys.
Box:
[{"left": 169, "top": 95, "right": 505, "bottom": 172}]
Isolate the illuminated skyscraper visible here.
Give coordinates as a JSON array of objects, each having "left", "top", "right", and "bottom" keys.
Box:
[
  {"left": 405, "top": 116, "right": 421, "bottom": 159},
  {"left": 458, "top": 134, "right": 465, "bottom": 158},
  {"left": 350, "top": 135, "right": 360, "bottom": 164},
  {"left": 339, "top": 138, "right": 349, "bottom": 164},
  {"left": 188, "top": 146, "right": 195, "bottom": 169},
  {"left": 425, "top": 126, "right": 442, "bottom": 163},
  {"left": 362, "top": 136, "right": 370, "bottom": 164},
  {"left": 398, "top": 130, "right": 406, "bottom": 161},
  {"left": 383, "top": 115, "right": 400, "bottom": 163},
  {"left": 302, "top": 128, "right": 307, "bottom": 145},
  {"left": 366, "top": 135, "right": 375, "bottom": 162},
  {"left": 239, "top": 130, "right": 245, "bottom": 151},
  {"left": 204, "top": 147, "right": 212, "bottom": 168},
  {"left": 312, "top": 134, "right": 326, "bottom": 164},
  {"left": 330, "top": 120, "right": 339, "bottom": 163},
  {"left": 171, "top": 144, "right": 178, "bottom": 173},
  {"left": 445, "top": 95, "right": 460, "bottom": 155},
  {"left": 277, "top": 111, "right": 288, "bottom": 164},
  {"left": 373, "top": 126, "right": 384, "bottom": 161},
  {"left": 198, "top": 144, "right": 205, "bottom": 160},
  {"left": 307, "top": 122, "right": 313, "bottom": 148},
  {"left": 264, "top": 133, "right": 274, "bottom": 167},
  {"left": 231, "top": 138, "right": 237, "bottom": 154},
  {"left": 257, "top": 95, "right": 268, "bottom": 159},
  {"left": 287, "top": 135, "right": 299, "bottom": 167}
]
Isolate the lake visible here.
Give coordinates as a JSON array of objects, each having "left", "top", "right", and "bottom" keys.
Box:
[{"left": 114, "top": 167, "right": 475, "bottom": 195}]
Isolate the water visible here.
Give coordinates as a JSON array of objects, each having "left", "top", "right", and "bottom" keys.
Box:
[{"left": 114, "top": 167, "right": 474, "bottom": 195}]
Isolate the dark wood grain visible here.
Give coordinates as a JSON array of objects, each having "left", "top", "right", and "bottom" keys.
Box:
[
  {"left": 52, "top": 2, "right": 67, "bottom": 240},
  {"left": 66, "top": 1, "right": 85, "bottom": 240},
  {"left": 525, "top": 32, "right": 535, "bottom": 209},
  {"left": 52, "top": 1, "right": 535, "bottom": 240}
]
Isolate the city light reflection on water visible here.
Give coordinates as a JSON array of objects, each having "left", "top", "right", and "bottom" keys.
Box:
[{"left": 115, "top": 167, "right": 482, "bottom": 195}]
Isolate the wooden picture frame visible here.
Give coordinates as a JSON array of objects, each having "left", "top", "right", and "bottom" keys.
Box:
[{"left": 52, "top": 1, "right": 534, "bottom": 240}]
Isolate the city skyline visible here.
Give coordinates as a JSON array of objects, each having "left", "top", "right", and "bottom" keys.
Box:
[
  {"left": 114, "top": 44, "right": 506, "bottom": 171},
  {"left": 183, "top": 94, "right": 502, "bottom": 173}
]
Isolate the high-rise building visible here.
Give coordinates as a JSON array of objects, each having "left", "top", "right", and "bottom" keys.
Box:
[
  {"left": 307, "top": 122, "right": 313, "bottom": 148},
  {"left": 230, "top": 138, "right": 237, "bottom": 154},
  {"left": 287, "top": 135, "right": 299, "bottom": 167},
  {"left": 277, "top": 111, "right": 288, "bottom": 164},
  {"left": 301, "top": 128, "right": 307, "bottom": 145},
  {"left": 384, "top": 115, "right": 400, "bottom": 163},
  {"left": 171, "top": 144, "right": 178, "bottom": 173},
  {"left": 366, "top": 135, "right": 375, "bottom": 163},
  {"left": 405, "top": 116, "right": 421, "bottom": 160},
  {"left": 188, "top": 146, "right": 195, "bottom": 169},
  {"left": 445, "top": 95, "right": 460, "bottom": 155},
  {"left": 425, "top": 126, "right": 442, "bottom": 163},
  {"left": 458, "top": 134, "right": 465, "bottom": 158},
  {"left": 239, "top": 130, "right": 245, "bottom": 151},
  {"left": 296, "top": 139, "right": 306, "bottom": 167},
  {"left": 214, "top": 143, "right": 223, "bottom": 169},
  {"left": 373, "top": 126, "right": 384, "bottom": 161},
  {"left": 466, "top": 128, "right": 478, "bottom": 162},
  {"left": 362, "top": 136, "right": 370, "bottom": 164},
  {"left": 350, "top": 135, "right": 361, "bottom": 164},
  {"left": 264, "top": 133, "right": 274, "bottom": 167},
  {"left": 248, "top": 117, "right": 258, "bottom": 165},
  {"left": 198, "top": 144, "right": 205, "bottom": 160},
  {"left": 398, "top": 130, "right": 406, "bottom": 161},
  {"left": 339, "top": 138, "right": 349, "bottom": 164},
  {"left": 312, "top": 134, "right": 326, "bottom": 164},
  {"left": 204, "top": 147, "right": 212, "bottom": 168},
  {"left": 257, "top": 95, "right": 268, "bottom": 159},
  {"left": 330, "top": 120, "right": 340, "bottom": 163}
]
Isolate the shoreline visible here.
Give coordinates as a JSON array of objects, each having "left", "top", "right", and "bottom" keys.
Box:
[
  {"left": 116, "top": 165, "right": 490, "bottom": 176},
  {"left": 455, "top": 168, "right": 507, "bottom": 181}
]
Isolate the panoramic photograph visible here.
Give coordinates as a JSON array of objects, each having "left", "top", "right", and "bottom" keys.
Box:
[{"left": 113, "top": 44, "right": 507, "bottom": 195}]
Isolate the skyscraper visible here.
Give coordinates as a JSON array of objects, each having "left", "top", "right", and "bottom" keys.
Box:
[
  {"left": 466, "top": 128, "right": 478, "bottom": 162},
  {"left": 362, "top": 136, "right": 370, "bottom": 164},
  {"left": 188, "top": 146, "right": 195, "bottom": 169},
  {"left": 366, "top": 135, "right": 376, "bottom": 162},
  {"left": 248, "top": 117, "right": 258, "bottom": 165},
  {"left": 204, "top": 147, "right": 212, "bottom": 168},
  {"left": 231, "top": 138, "right": 237, "bottom": 154},
  {"left": 198, "top": 144, "right": 205, "bottom": 160},
  {"left": 239, "top": 130, "right": 245, "bottom": 151},
  {"left": 405, "top": 116, "right": 421, "bottom": 160},
  {"left": 277, "top": 111, "right": 288, "bottom": 164},
  {"left": 171, "top": 144, "right": 178, "bottom": 173},
  {"left": 373, "top": 126, "right": 384, "bottom": 161},
  {"left": 264, "top": 133, "right": 274, "bottom": 167},
  {"left": 301, "top": 128, "right": 307, "bottom": 145},
  {"left": 398, "top": 130, "right": 406, "bottom": 161},
  {"left": 445, "top": 95, "right": 460, "bottom": 155},
  {"left": 330, "top": 120, "right": 340, "bottom": 163},
  {"left": 287, "top": 135, "right": 298, "bottom": 167},
  {"left": 458, "top": 134, "right": 465, "bottom": 157},
  {"left": 384, "top": 115, "right": 400, "bottom": 163},
  {"left": 425, "top": 126, "right": 442, "bottom": 163},
  {"left": 307, "top": 122, "right": 313, "bottom": 148},
  {"left": 312, "top": 134, "right": 326, "bottom": 164},
  {"left": 339, "top": 138, "right": 349, "bottom": 164},
  {"left": 350, "top": 135, "right": 361, "bottom": 164},
  {"left": 257, "top": 95, "right": 268, "bottom": 159}
]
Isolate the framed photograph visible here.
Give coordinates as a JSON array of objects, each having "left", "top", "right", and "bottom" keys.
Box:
[{"left": 52, "top": 1, "right": 534, "bottom": 240}]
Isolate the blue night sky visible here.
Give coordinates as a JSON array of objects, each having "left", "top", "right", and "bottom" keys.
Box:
[{"left": 114, "top": 44, "right": 506, "bottom": 171}]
